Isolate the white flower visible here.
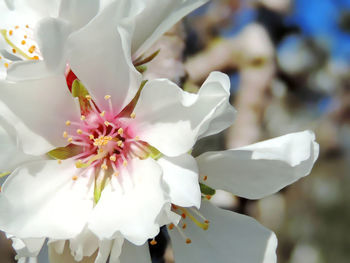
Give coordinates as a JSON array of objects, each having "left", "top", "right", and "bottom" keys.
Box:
[{"left": 0, "top": 1, "right": 319, "bottom": 263}]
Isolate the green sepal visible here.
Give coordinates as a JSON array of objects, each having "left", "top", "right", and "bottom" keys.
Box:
[
  {"left": 47, "top": 144, "right": 82, "bottom": 160},
  {"left": 133, "top": 49, "right": 160, "bottom": 67},
  {"left": 0, "top": 172, "right": 10, "bottom": 178},
  {"left": 72, "top": 79, "right": 92, "bottom": 114},
  {"left": 199, "top": 183, "right": 216, "bottom": 196}
]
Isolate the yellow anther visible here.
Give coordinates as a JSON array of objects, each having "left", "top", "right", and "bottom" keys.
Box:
[
  {"left": 24, "top": 35, "right": 27, "bottom": 39},
  {"left": 123, "top": 160, "right": 128, "bottom": 167},
  {"left": 104, "top": 95, "right": 111, "bottom": 100},
  {"left": 85, "top": 95, "right": 92, "bottom": 100},
  {"left": 57, "top": 160, "right": 62, "bottom": 164},
  {"left": 63, "top": 131, "right": 68, "bottom": 138},
  {"left": 9, "top": 30, "right": 13, "bottom": 36},
  {"left": 77, "top": 129, "right": 83, "bottom": 135},
  {"left": 94, "top": 136, "right": 112, "bottom": 147},
  {"left": 28, "top": 45, "right": 36, "bottom": 54},
  {"left": 109, "top": 155, "right": 116, "bottom": 162},
  {"left": 203, "top": 175, "right": 208, "bottom": 181},
  {"left": 117, "top": 128, "right": 123, "bottom": 135},
  {"left": 12, "top": 48, "right": 16, "bottom": 54},
  {"left": 114, "top": 171, "right": 119, "bottom": 177},
  {"left": 67, "top": 137, "right": 73, "bottom": 143},
  {"left": 26, "top": 24, "right": 29, "bottom": 28},
  {"left": 130, "top": 112, "right": 136, "bottom": 119},
  {"left": 117, "top": 140, "right": 123, "bottom": 147},
  {"left": 4, "top": 63, "right": 9, "bottom": 68},
  {"left": 21, "top": 40, "right": 26, "bottom": 45},
  {"left": 89, "top": 134, "right": 94, "bottom": 140},
  {"left": 101, "top": 163, "right": 108, "bottom": 170},
  {"left": 15, "top": 25, "right": 19, "bottom": 29},
  {"left": 65, "top": 120, "right": 71, "bottom": 126},
  {"left": 104, "top": 121, "right": 110, "bottom": 127},
  {"left": 80, "top": 115, "right": 86, "bottom": 121},
  {"left": 150, "top": 239, "right": 157, "bottom": 246},
  {"left": 100, "top": 111, "right": 105, "bottom": 117},
  {"left": 182, "top": 223, "right": 187, "bottom": 229},
  {"left": 135, "top": 136, "right": 139, "bottom": 141},
  {"left": 72, "top": 175, "right": 78, "bottom": 181},
  {"left": 33, "top": 56, "right": 39, "bottom": 60},
  {"left": 168, "top": 223, "right": 174, "bottom": 230},
  {"left": 186, "top": 239, "right": 192, "bottom": 244}
]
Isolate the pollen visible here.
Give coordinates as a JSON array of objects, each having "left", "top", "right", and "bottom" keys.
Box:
[
  {"left": 89, "top": 134, "right": 94, "bottom": 140},
  {"left": 67, "top": 137, "right": 73, "bottom": 143},
  {"left": 9, "top": 30, "right": 13, "bottom": 36},
  {"left": 123, "top": 160, "right": 128, "bottom": 167},
  {"left": 28, "top": 45, "right": 36, "bottom": 54},
  {"left": 26, "top": 24, "right": 29, "bottom": 28},
  {"left": 57, "top": 160, "right": 62, "bottom": 164},
  {"left": 72, "top": 175, "right": 78, "bottom": 181},
  {"left": 104, "top": 95, "right": 111, "bottom": 100},
  {"left": 101, "top": 163, "right": 108, "bottom": 170},
  {"left": 150, "top": 239, "right": 157, "bottom": 246},
  {"left": 12, "top": 48, "right": 16, "bottom": 54},
  {"left": 168, "top": 223, "right": 174, "bottom": 230},
  {"left": 130, "top": 112, "right": 136, "bottom": 119},
  {"left": 117, "top": 140, "right": 123, "bottom": 147},
  {"left": 4, "top": 63, "right": 9, "bottom": 68},
  {"left": 205, "top": 195, "right": 212, "bottom": 200},
  {"left": 85, "top": 95, "right": 92, "bottom": 100},
  {"left": 109, "top": 155, "right": 116, "bottom": 162},
  {"left": 80, "top": 115, "right": 86, "bottom": 121},
  {"left": 182, "top": 223, "right": 187, "bottom": 229},
  {"left": 104, "top": 121, "right": 110, "bottom": 127},
  {"left": 15, "top": 25, "right": 19, "bottom": 29},
  {"left": 114, "top": 171, "right": 119, "bottom": 177},
  {"left": 134, "top": 136, "right": 139, "bottom": 141},
  {"left": 21, "top": 40, "right": 26, "bottom": 45},
  {"left": 203, "top": 175, "right": 208, "bottom": 181},
  {"left": 186, "top": 238, "right": 192, "bottom": 244},
  {"left": 100, "top": 111, "right": 105, "bottom": 117},
  {"left": 76, "top": 129, "right": 83, "bottom": 135},
  {"left": 65, "top": 120, "right": 71, "bottom": 126},
  {"left": 117, "top": 128, "right": 123, "bottom": 135},
  {"left": 63, "top": 131, "right": 68, "bottom": 138},
  {"left": 24, "top": 35, "right": 27, "bottom": 39},
  {"left": 33, "top": 56, "right": 39, "bottom": 60}
]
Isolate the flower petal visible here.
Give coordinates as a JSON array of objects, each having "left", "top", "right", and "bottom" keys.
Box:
[
  {"left": 67, "top": 0, "right": 142, "bottom": 113},
  {"left": 88, "top": 157, "right": 170, "bottom": 245},
  {"left": 129, "top": 72, "right": 234, "bottom": 156},
  {"left": 69, "top": 227, "right": 99, "bottom": 261},
  {"left": 49, "top": 242, "right": 97, "bottom": 263},
  {"left": 196, "top": 131, "right": 319, "bottom": 199},
  {"left": 0, "top": 76, "right": 80, "bottom": 155},
  {"left": 169, "top": 201, "right": 277, "bottom": 263},
  {"left": 7, "top": 235, "right": 45, "bottom": 259},
  {"left": 0, "top": 160, "right": 94, "bottom": 239},
  {"left": 132, "top": 0, "right": 209, "bottom": 57},
  {"left": 157, "top": 154, "right": 201, "bottom": 208},
  {"left": 118, "top": 240, "right": 151, "bottom": 263}
]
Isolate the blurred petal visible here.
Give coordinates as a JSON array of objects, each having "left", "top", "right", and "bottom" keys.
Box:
[
  {"left": 158, "top": 154, "right": 201, "bottom": 208},
  {"left": 67, "top": 0, "right": 142, "bottom": 113},
  {"left": 89, "top": 158, "right": 170, "bottom": 245},
  {"left": 0, "top": 76, "right": 80, "bottom": 155},
  {"left": 129, "top": 72, "right": 233, "bottom": 156},
  {"left": 132, "top": 0, "right": 209, "bottom": 57},
  {"left": 49, "top": 242, "right": 96, "bottom": 263},
  {"left": 0, "top": 160, "right": 94, "bottom": 239},
  {"left": 118, "top": 240, "right": 151, "bottom": 263},
  {"left": 197, "top": 131, "right": 319, "bottom": 199},
  {"left": 7, "top": 235, "right": 45, "bottom": 259},
  {"left": 169, "top": 201, "right": 277, "bottom": 263}
]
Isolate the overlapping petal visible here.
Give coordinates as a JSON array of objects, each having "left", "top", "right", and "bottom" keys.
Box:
[
  {"left": 128, "top": 72, "right": 234, "bottom": 157},
  {"left": 66, "top": 0, "right": 143, "bottom": 113},
  {"left": 88, "top": 158, "right": 170, "bottom": 245},
  {"left": 118, "top": 240, "right": 151, "bottom": 263},
  {"left": 197, "top": 131, "right": 319, "bottom": 199},
  {"left": 169, "top": 201, "right": 277, "bottom": 263},
  {"left": 158, "top": 154, "right": 201, "bottom": 208},
  {"left": 0, "top": 75, "right": 80, "bottom": 155},
  {"left": 0, "top": 160, "right": 94, "bottom": 239}
]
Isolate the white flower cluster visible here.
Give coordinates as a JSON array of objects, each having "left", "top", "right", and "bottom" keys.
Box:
[{"left": 0, "top": 1, "right": 319, "bottom": 263}]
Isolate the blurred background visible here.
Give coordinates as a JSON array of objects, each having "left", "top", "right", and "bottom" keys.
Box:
[{"left": 1, "top": 0, "right": 350, "bottom": 262}]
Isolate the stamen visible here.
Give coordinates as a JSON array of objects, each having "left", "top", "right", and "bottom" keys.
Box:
[
  {"left": 117, "top": 128, "right": 123, "bottom": 135},
  {"left": 80, "top": 115, "right": 86, "bottom": 121},
  {"left": 179, "top": 207, "right": 209, "bottom": 230},
  {"left": 130, "top": 112, "right": 136, "bottom": 119},
  {"left": 72, "top": 175, "right": 78, "bottom": 181},
  {"left": 109, "top": 155, "right": 116, "bottom": 162},
  {"left": 100, "top": 111, "right": 105, "bottom": 117},
  {"left": 150, "top": 239, "right": 157, "bottom": 246},
  {"left": 175, "top": 225, "right": 192, "bottom": 245},
  {"left": 63, "top": 131, "right": 68, "bottom": 138},
  {"left": 104, "top": 95, "right": 111, "bottom": 100},
  {"left": 85, "top": 95, "right": 92, "bottom": 100},
  {"left": 168, "top": 223, "right": 175, "bottom": 230},
  {"left": 76, "top": 129, "right": 83, "bottom": 135},
  {"left": 65, "top": 120, "right": 71, "bottom": 126}
]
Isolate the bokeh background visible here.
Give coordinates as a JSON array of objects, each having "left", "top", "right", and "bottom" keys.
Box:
[{"left": 1, "top": 0, "right": 350, "bottom": 262}]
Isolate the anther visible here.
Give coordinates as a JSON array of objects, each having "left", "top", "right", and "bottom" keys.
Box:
[
  {"left": 21, "top": 40, "right": 26, "bottom": 45},
  {"left": 63, "top": 131, "right": 68, "bottom": 138},
  {"left": 182, "top": 223, "right": 187, "bottom": 229},
  {"left": 9, "top": 30, "right": 13, "bottom": 36},
  {"left": 130, "top": 112, "right": 136, "bottom": 119},
  {"left": 85, "top": 95, "right": 92, "bottom": 100},
  {"left": 168, "top": 223, "right": 175, "bottom": 230},
  {"left": 12, "top": 48, "right": 16, "bottom": 54},
  {"left": 80, "top": 115, "right": 86, "bottom": 121},
  {"left": 123, "top": 160, "right": 128, "bottom": 167},
  {"left": 150, "top": 239, "right": 157, "bottom": 246},
  {"left": 65, "top": 120, "right": 71, "bottom": 126},
  {"left": 67, "top": 137, "right": 73, "bottom": 143},
  {"left": 104, "top": 121, "right": 110, "bottom": 127},
  {"left": 72, "top": 176, "right": 78, "bottom": 181},
  {"left": 4, "top": 63, "right": 9, "bottom": 68},
  {"left": 186, "top": 239, "right": 192, "bottom": 244},
  {"left": 28, "top": 45, "right": 35, "bottom": 54},
  {"left": 76, "top": 129, "right": 83, "bottom": 135},
  {"left": 100, "top": 111, "right": 105, "bottom": 117},
  {"left": 135, "top": 136, "right": 140, "bottom": 141},
  {"left": 109, "top": 155, "right": 116, "bottom": 162},
  {"left": 205, "top": 195, "right": 212, "bottom": 200},
  {"left": 114, "top": 171, "right": 119, "bottom": 177},
  {"left": 181, "top": 213, "right": 186, "bottom": 219},
  {"left": 203, "top": 175, "right": 208, "bottom": 181},
  {"left": 57, "top": 160, "right": 62, "bottom": 164},
  {"left": 101, "top": 163, "right": 108, "bottom": 170},
  {"left": 117, "top": 140, "right": 123, "bottom": 147},
  {"left": 117, "top": 128, "right": 123, "bottom": 135},
  {"left": 104, "top": 95, "right": 111, "bottom": 100},
  {"left": 89, "top": 134, "right": 94, "bottom": 140}
]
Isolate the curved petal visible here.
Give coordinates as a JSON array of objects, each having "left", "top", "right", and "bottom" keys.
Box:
[
  {"left": 88, "top": 157, "right": 170, "bottom": 245},
  {"left": 0, "top": 160, "right": 94, "bottom": 239},
  {"left": 129, "top": 72, "right": 234, "bottom": 156},
  {"left": 49, "top": 242, "right": 97, "bottom": 263},
  {"left": 196, "top": 131, "right": 319, "bottom": 199},
  {"left": 6, "top": 60, "right": 53, "bottom": 81},
  {"left": 69, "top": 227, "right": 99, "bottom": 261},
  {"left": 132, "top": 0, "right": 209, "bottom": 57},
  {"left": 67, "top": 0, "right": 142, "bottom": 114},
  {"left": 169, "top": 201, "right": 277, "bottom": 263},
  {"left": 7, "top": 235, "right": 45, "bottom": 259},
  {"left": 158, "top": 154, "right": 201, "bottom": 208},
  {"left": 0, "top": 75, "right": 80, "bottom": 155},
  {"left": 118, "top": 240, "right": 151, "bottom": 263}
]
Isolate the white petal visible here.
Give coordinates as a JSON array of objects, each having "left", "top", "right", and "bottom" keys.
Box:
[
  {"left": 119, "top": 241, "right": 151, "bottom": 263},
  {"left": 6, "top": 60, "right": 53, "bottom": 81},
  {"left": 129, "top": 72, "right": 234, "bottom": 156},
  {"left": 35, "top": 17, "right": 71, "bottom": 73},
  {"left": 132, "top": 0, "right": 209, "bottom": 57},
  {"left": 158, "top": 154, "right": 201, "bottom": 208},
  {"left": 49, "top": 242, "right": 96, "bottom": 263},
  {"left": 7, "top": 235, "right": 45, "bottom": 259},
  {"left": 109, "top": 236, "right": 124, "bottom": 263},
  {"left": 58, "top": 0, "right": 99, "bottom": 30},
  {"left": 69, "top": 227, "right": 99, "bottom": 261},
  {"left": 0, "top": 160, "right": 94, "bottom": 239},
  {"left": 94, "top": 240, "right": 112, "bottom": 263},
  {"left": 67, "top": 1, "right": 142, "bottom": 114},
  {"left": 0, "top": 76, "right": 80, "bottom": 155},
  {"left": 89, "top": 158, "right": 169, "bottom": 245},
  {"left": 169, "top": 201, "right": 277, "bottom": 263},
  {"left": 196, "top": 131, "right": 319, "bottom": 199}
]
